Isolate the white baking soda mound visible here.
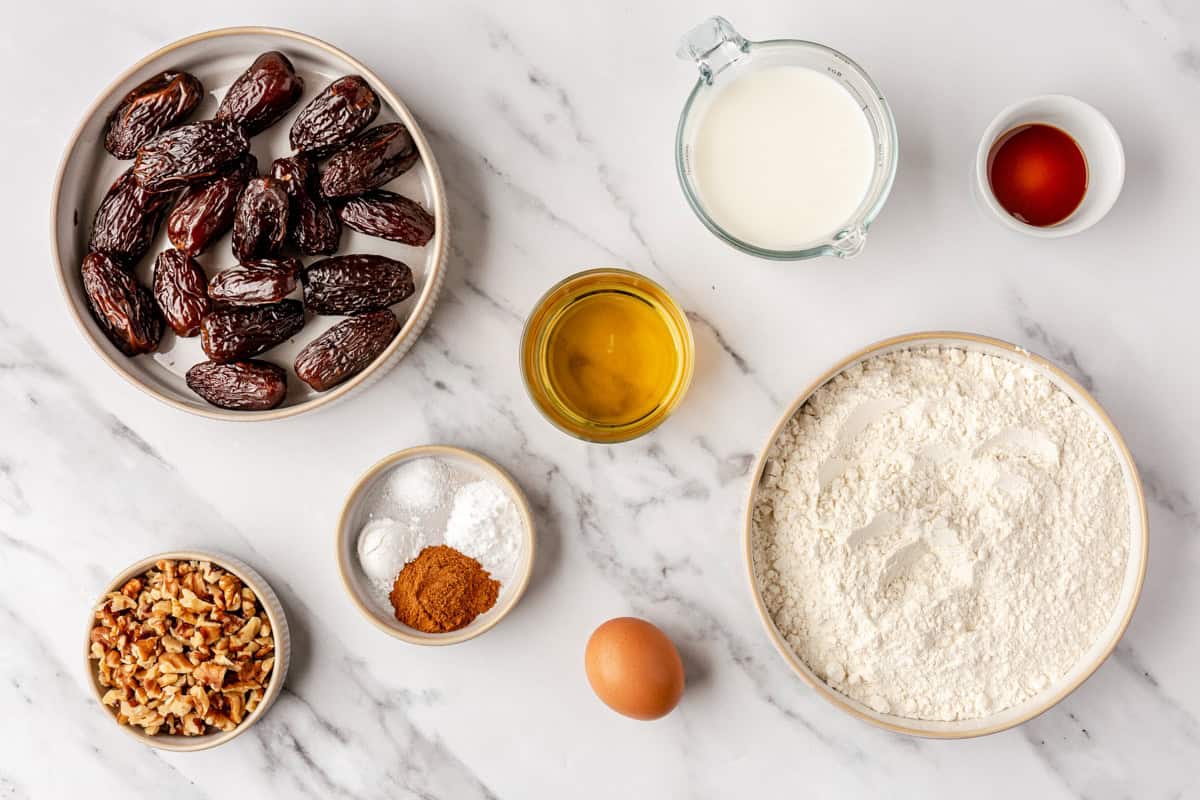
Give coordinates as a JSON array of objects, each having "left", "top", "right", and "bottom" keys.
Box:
[{"left": 357, "top": 517, "right": 424, "bottom": 599}]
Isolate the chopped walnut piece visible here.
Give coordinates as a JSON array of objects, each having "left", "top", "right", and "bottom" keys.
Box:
[
  {"left": 181, "top": 570, "right": 207, "bottom": 597},
  {"left": 227, "top": 691, "right": 246, "bottom": 724},
  {"left": 179, "top": 588, "right": 214, "bottom": 613},
  {"left": 131, "top": 637, "right": 158, "bottom": 665},
  {"left": 207, "top": 711, "right": 235, "bottom": 732},
  {"left": 219, "top": 575, "right": 243, "bottom": 612},
  {"left": 104, "top": 594, "right": 136, "bottom": 613},
  {"left": 193, "top": 662, "right": 227, "bottom": 689},
  {"left": 88, "top": 558, "right": 276, "bottom": 737},
  {"left": 232, "top": 616, "right": 261, "bottom": 646},
  {"left": 195, "top": 620, "right": 223, "bottom": 645},
  {"left": 158, "top": 652, "right": 193, "bottom": 674},
  {"left": 162, "top": 692, "right": 194, "bottom": 719}
]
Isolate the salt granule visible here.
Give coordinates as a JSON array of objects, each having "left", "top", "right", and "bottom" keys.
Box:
[{"left": 386, "top": 457, "right": 449, "bottom": 513}]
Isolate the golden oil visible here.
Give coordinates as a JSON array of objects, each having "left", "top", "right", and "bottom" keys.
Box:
[{"left": 521, "top": 269, "right": 694, "bottom": 443}]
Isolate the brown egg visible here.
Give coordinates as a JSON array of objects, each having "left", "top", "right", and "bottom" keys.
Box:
[{"left": 584, "top": 617, "right": 685, "bottom": 720}]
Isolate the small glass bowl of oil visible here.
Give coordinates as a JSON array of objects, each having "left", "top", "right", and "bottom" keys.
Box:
[{"left": 521, "top": 268, "right": 694, "bottom": 444}]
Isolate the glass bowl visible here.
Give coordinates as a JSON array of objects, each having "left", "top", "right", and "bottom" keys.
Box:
[{"left": 520, "top": 268, "right": 694, "bottom": 444}]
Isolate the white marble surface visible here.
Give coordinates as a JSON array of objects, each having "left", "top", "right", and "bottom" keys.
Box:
[{"left": 2, "top": 0, "right": 1198, "bottom": 796}]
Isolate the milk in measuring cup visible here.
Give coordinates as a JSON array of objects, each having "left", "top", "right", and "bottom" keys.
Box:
[{"left": 691, "top": 65, "right": 875, "bottom": 250}]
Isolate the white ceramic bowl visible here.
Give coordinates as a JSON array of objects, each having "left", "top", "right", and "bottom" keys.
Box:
[
  {"left": 974, "top": 94, "right": 1124, "bottom": 237},
  {"left": 744, "top": 331, "right": 1148, "bottom": 738},
  {"left": 84, "top": 550, "right": 291, "bottom": 751},
  {"left": 337, "top": 446, "right": 536, "bottom": 645},
  {"left": 51, "top": 27, "right": 449, "bottom": 420}
]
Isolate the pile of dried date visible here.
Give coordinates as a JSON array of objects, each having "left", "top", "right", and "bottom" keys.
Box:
[{"left": 82, "top": 52, "right": 435, "bottom": 411}]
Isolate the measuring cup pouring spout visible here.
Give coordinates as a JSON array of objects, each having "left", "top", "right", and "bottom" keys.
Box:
[{"left": 673, "top": 18, "right": 898, "bottom": 261}]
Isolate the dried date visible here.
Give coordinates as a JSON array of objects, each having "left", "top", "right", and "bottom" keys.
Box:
[
  {"left": 200, "top": 300, "right": 304, "bottom": 363},
  {"left": 186, "top": 360, "right": 288, "bottom": 410},
  {"left": 208, "top": 258, "right": 300, "bottom": 306},
  {"left": 302, "top": 254, "right": 414, "bottom": 315},
  {"left": 133, "top": 120, "right": 250, "bottom": 192},
  {"left": 231, "top": 177, "right": 289, "bottom": 262},
  {"left": 339, "top": 190, "right": 435, "bottom": 246},
  {"left": 88, "top": 168, "right": 174, "bottom": 262},
  {"left": 215, "top": 51, "right": 304, "bottom": 136},
  {"left": 318, "top": 124, "right": 418, "bottom": 198},
  {"left": 272, "top": 155, "right": 341, "bottom": 255},
  {"left": 289, "top": 75, "right": 380, "bottom": 157},
  {"left": 105, "top": 70, "right": 204, "bottom": 159},
  {"left": 166, "top": 154, "right": 257, "bottom": 256},
  {"left": 294, "top": 309, "right": 400, "bottom": 391},
  {"left": 81, "top": 252, "right": 164, "bottom": 356},
  {"left": 152, "top": 248, "right": 211, "bottom": 337}
]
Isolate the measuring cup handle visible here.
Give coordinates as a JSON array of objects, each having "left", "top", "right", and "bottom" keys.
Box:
[{"left": 676, "top": 16, "right": 748, "bottom": 82}]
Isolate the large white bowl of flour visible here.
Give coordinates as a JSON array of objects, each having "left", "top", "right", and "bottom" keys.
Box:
[{"left": 746, "top": 332, "right": 1148, "bottom": 738}]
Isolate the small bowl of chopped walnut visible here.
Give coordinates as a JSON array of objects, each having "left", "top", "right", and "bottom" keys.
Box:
[{"left": 84, "top": 551, "right": 290, "bottom": 751}]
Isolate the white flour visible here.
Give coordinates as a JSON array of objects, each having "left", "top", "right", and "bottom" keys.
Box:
[{"left": 752, "top": 347, "right": 1130, "bottom": 721}]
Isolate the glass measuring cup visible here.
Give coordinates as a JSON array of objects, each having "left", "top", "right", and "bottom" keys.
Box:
[{"left": 675, "top": 17, "right": 898, "bottom": 260}]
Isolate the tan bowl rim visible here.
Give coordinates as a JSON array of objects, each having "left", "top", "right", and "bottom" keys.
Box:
[
  {"left": 83, "top": 549, "right": 290, "bottom": 751},
  {"left": 518, "top": 266, "right": 696, "bottom": 444},
  {"left": 336, "top": 445, "right": 537, "bottom": 645},
  {"left": 742, "top": 330, "right": 1149, "bottom": 739},
  {"left": 49, "top": 25, "right": 449, "bottom": 422}
]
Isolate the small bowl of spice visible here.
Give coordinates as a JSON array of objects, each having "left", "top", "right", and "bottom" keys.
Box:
[{"left": 336, "top": 445, "right": 536, "bottom": 644}]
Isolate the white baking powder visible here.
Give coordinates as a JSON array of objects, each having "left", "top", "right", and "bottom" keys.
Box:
[
  {"left": 752, "top": 347, "right": 1130, "bottom": 721},
  {"left": 444, "top": 480, "right": 521, "bottom": 577}
]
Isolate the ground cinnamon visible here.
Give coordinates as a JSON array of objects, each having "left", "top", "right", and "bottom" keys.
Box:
[{"left": 390, "top": 545, "right": 500, "bottom": 633}]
